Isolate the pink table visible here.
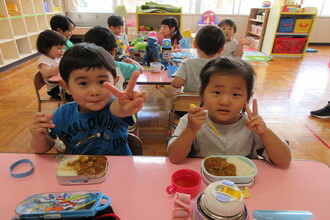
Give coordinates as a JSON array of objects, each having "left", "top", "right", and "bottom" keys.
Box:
[
  {"left": 1, "top": 154, "right": 329, "bottom": 219},
  {"left": 49, "top": 70, "right": 173, "bottom": 85}
]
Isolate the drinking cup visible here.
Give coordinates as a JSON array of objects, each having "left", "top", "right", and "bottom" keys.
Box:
[
  {"left": 166, "top": 169, "right": 202, "bottom": 198},
  {"left": 167, "top": 65, "right": 178, "bottom": 77},
  {"left": 150, "top": 62, "right": 165, "bottom": 73}
]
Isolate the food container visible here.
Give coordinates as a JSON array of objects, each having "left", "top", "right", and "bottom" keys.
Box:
[
  {"left": 193, "top": 180, "right": 248, "bottom": 220},
  {"left": 56, "top": 155, "right": 108, "bottom": 185},
  {"left": 201, "top": 156, "right": 257, "bottom": 186},
  {"left": 16, "top": 190, "right": 111, "bottom": 219}
]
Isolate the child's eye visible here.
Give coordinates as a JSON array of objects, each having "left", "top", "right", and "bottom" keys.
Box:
[
  {"left": 99, "top": 80, "right": 106, "bottom": 85},
  {"left": 232, "top": 93, "right": 241, "bottom": 97},
  {"left": 212, "top": 91, "right": 221, "bottom": 95},
  {"left": 79, "top": 82, "right": 88, "bottom": 86}
]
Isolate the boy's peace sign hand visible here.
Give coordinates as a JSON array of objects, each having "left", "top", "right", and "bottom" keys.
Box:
[
  {"left": 104, "top": 71, "right": 148, "bottom": 117},
  {"left": 245, "top": 99, "right": 267, "bottom": 135}
]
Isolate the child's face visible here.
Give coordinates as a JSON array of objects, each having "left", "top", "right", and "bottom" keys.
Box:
[
  {"left": 220, "top": 24, "right": 235, "bottom": 42},
  {"left": 202, "top": 74, "right": 248, "bottom": 124},
  {"left": 63, "top": 67, "right": 117, "bottom": 113},
  {"left": 48, "top": 45, "right": 65, "bottom": 59},
  {"left": 58, "top": 23, "right": 75, "bottom": 40},
  {"left": 109, "top": 25, "right": 123, "bottom": 36},
  {"left": 160, "top": 25, "right": 175, "bottom": 38}
]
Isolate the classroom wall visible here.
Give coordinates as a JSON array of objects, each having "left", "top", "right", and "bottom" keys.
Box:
[{"left": 66, "top": 12, "right": 330, "bottom": 43}]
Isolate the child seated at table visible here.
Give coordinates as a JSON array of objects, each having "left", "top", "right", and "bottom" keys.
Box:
[
  {"left": 50, "top": 15, "right": 75, "bottom": 50},
  {"left": 157, "top": 17, "right": 182, "bottom": 47},
  {"left": 30, "top": 43, "right": 148, "bottom": 155},
  {"left": 217, "top": 18, "right": 250, "bottom": 58},
  {"left": 107, "top": 14, "right": 130, "bottom": 60},
  {"left": 36, "top": 30, "right": 71, "bottom": 100},
  {"left": 167, "top": 57, "right": 291, "bottom": 167},
  {"left": 171, "top": 25, "right": 225, "bottom": 93},
  {"left": 84, "top": 26, "right": 144, "bottom": 90}
]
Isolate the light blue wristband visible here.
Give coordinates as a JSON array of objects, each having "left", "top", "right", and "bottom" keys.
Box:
[{"left": 9, "top": 159, "right": 34, "bottom": 178}]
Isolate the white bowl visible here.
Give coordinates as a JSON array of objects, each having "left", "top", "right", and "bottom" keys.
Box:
[{"left": 201, "top": 156, "right": 257, "bottom": 185}]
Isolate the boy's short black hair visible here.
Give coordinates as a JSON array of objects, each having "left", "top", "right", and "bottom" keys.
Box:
[
  {"left": 36, "top": 30, "right": 66, "bottom": 55},
  {"left": 50, "top": 15, "right": 75, "bottom": 32},
  {"left": 107, "top": 14, "right": 124, "bottom": 27},
  {"left": 59, "top": 43, "right": 116, "bottom": 83},
  {"left": 200, "top": 57, "right": 255, "bottom": 102},
  {"left": 84, "top": 26, "right": 117, "bottom": 52},
  {"left": 195, "top": 25, "right": 225, "bottom": 56},
  {"left": 218, "top": 19, "right": 237, "bottom": 33}
]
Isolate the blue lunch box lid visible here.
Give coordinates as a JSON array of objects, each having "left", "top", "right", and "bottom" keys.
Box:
[{"left": 16, "top": 190, "right": 111, "bottom": 219}]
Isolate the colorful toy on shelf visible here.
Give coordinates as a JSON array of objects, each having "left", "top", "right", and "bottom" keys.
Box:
[
  {"left": 282, "top": 0, "right": 303, "bottom": 12},
  {"left": 143, "top": 37, "right": 160, "bottom": 66},
  {"left": 179, "top": 29, "right": 192, "bottom": 49},
  {"left": 262, "top": 1, "right": 271, "bottom": 7},
  {"left": 198, "top": 10, "right": 217, "bottom": 25},
  {"left": 6, "top": 3, "right": 20, "bottom": 16}
]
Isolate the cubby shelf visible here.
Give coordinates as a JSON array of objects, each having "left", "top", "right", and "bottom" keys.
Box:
[
  {"left": 261, "top": 6, "right": 317, "bottom": 57},
  {"left": 245, "top": 8, "right": 270, "bottom": 51},
  {"left": 0, "top": 0, "right": 63, "bottom": 69}
]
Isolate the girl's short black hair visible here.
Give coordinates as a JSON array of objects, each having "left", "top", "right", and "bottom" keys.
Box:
[
  {"left": 200, "top": 57, "right": 255, "bottom": 102},
  {"left": 160, "top": 17, "right": 182, "bottom": 44},
  {"left": 195, "top": 25, "right": 225, "bottom": 56},
  {"left": 36, "top": 30, "right": 66, "bottom": 55},
  {"left": 84, "top": 26, "right": 117, "bottom": 52},
  {"left": 59, "top": 43, "right": 116, "bottom": 83},
  {"left": 107, "top": 14, "right": 124, "bottom": 27},
  {"left": 50, "top": 15, "right": 75, "bottom": 32},
  {"left": 217, "top": 19, "right": 237, "bottom": 33}
]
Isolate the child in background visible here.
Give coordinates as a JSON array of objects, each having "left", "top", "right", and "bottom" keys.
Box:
[
  {"left": 30, "top": 43, "right": 148, "bottom": 155},
  {"left": 36, "top": 30, "right": 71, "bottom": 100},
  {"left": 107, "top": 14, "right": 129, "bottom": 46},
  {"left": 171, "top": 25, "right": 225, "bottom": 93},
  {"left": 157, "top": 17, "right": 182, "bottom": 47},
  {"left": 107, "top": 14, "right": 129, "bottom": 60},
  {"left": 167, "top": 57, "right": 291, "bottom": 167},
  {"left": 84, "top": 26, "right": 144, "bottom": 90},
  {"left": 50, "top": 15, "right": 76, "bottom": 50},
  {"left": 217, "top": 19, "right": 250, "bottom": 58}
]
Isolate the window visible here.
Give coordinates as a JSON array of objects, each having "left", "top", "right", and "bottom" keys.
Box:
[{"left": 75, "top": 0, "right": 330, "bottom": 16}]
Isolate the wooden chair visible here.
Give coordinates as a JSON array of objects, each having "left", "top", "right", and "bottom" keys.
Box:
[
  {"left": 127, "top": 133, "right": 143, "bottom": 155},
  {"left": 33, "top": 71, "right": 64, "bottom": 112},
  {"left": 169, "top": 92, "right": 201, "bottom": 133},
  {"left": 128, "top": 113, "right": 139, "bottom": 136}
]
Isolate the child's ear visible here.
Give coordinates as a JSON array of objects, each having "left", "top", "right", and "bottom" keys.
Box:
[
  {"left": 59, "top": 79, "right": 72, "bottom": 95},
  {"left": 217, "top": 47, "right": 225, "bottom": 55}
]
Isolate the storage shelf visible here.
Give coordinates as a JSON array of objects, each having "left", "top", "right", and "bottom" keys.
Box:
[
  {"left": 249, "top": 19, "right": 264, "bottom": 23},
  {"left": 276, "top": 32, "right": 309, "bottom": 36},
  {"left": 0, "top": 0, "right": 64, "bottom": 69},
  {"left": 261, "top": 6, "right": 317, "bottom": 57},
  {"left": 245, "top": 8, "right": 270, "bottom": 51},
  {"left": 248, "top": 31, "right": 261, "bottom": 37},
  {"left": 136, "top": 6, "right": 182, "bottom": 33}
]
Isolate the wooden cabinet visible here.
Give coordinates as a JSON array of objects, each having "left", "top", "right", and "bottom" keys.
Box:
[
  {"left": 245, "top": 8, "right": 270, "bottom": 51},
  {"left": 0, "top": 0, "right": 63, "bottom": 69},
  {"left": 261, "top": 6, "right": 317, "bottom": 57},
  {"left": 135, "top": 6, "right": 182, "bottom": 33}
]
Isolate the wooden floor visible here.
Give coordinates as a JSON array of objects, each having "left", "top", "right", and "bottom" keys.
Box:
[{"left": 0, "top": 46, "right": 329, "bottom": 166}]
